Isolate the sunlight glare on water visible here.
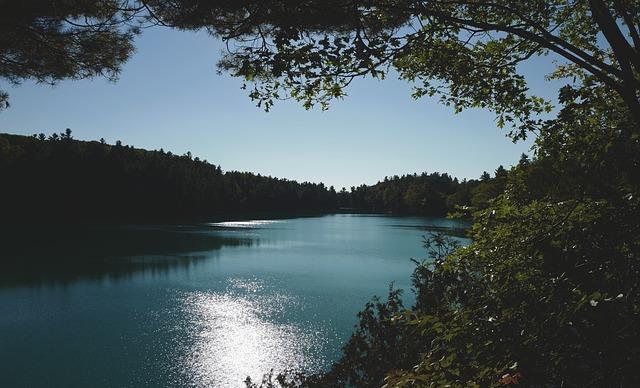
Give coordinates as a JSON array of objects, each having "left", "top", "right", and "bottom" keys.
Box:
[
  {"left": 207, "top": 220, "right": 281, "bottom": 229},
  {"left": 0, "top": 215, "right": 468, "bottom": 387},
  {"left": 179, "top": 279, "right": 328, "bottom": 387}
]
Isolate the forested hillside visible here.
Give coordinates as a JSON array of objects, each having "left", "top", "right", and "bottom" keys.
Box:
[
  {"left": 0, "top": 131, "right": 506, "bottom": 223},
  {"left": 0, "top": 131, "right": 338, "bottom": 223}
]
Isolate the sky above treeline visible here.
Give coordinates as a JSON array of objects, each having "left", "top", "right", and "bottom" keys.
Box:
[{"left": 0, "top": 28, "right": 560, "bottom": 190}]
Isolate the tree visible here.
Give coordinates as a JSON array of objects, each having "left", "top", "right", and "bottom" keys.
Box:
[
  {"left": 4, "top": 1, "right": 640, "bottom": 128},
  {"left": 144, "top": 1, "right": 639, "bottom": 134},
  {"left": 0, "top": 0, "right": 151, "bottom": 110}
]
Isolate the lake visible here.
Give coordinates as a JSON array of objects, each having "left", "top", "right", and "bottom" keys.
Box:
[{"left": 0, "top": 214, "right": 468, "bottom": 387}]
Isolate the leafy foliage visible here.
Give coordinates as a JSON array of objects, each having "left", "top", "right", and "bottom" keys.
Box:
[
  {"left": 248, "top": 124, "right": 640, "bottom": 386},
  {"left": 236, "top": 12, "right": 640, "bottom": 384},
  {"left": 0, "top": 0, "right": 152, "bottom": 109},
  {"left": 6, "top": 2, "right": 640, "bottom": 129},
  {"left": 380, "top": 92, "right": 640, "bottom": 385},
  {"left": 147, "top": 1, "right": 640, "bottom": 136}
]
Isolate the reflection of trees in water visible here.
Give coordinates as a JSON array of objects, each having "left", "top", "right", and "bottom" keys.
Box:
[
  {"left": 386, "top": 224, "right": 470, "bottom": 239},
  {"left": 0, "top": 226, "right": 254, "bottom": 287}
]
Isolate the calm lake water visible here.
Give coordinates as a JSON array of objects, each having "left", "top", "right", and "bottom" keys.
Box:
[{"left": 0, "top": 214, "right": 468, "bottom": 387}]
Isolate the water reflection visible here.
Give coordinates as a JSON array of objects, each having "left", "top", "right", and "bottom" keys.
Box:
[
  {"left": 0, "top": 215, "right": 469, "bottom": 387},
  {"left": 385, "top": 223, "right": 470, "bottom": 238},
  {"left": 0, "top": 225, "right": 253, "bottom": 287},
  {"left": 179, "top": 279, "right": 328, "bottom": 387}
]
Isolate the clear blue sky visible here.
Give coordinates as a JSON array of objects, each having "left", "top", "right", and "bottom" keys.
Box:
[{"left": 0, "top": 28, "right": 559, "bottom": 190}]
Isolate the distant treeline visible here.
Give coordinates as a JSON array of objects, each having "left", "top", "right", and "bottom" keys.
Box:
[
  {"left": 338, "top": 167, "right": 510, "bottom": 216},
  {"left": 0, "top": 131, "right": 338, "bottom": 223},
  {"left": 0, "top": 131, "right": 510, "bottom": 222}
]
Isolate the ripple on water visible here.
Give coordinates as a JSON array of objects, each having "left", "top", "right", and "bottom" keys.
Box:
[{"left": 176, "top": 280, "right": 328, "bottom": 387}]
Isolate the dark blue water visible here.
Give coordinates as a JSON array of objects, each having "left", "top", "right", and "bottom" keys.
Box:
[{"left": 0, "top": 214, "right": 468, "bottom": 387}]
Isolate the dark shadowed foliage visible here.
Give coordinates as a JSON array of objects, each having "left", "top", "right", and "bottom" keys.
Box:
[
  {"left": 0, "top": 131, "right": 341, "bottom": 223},
  {"left": 0, "top": 131, "right": 494, "bottom": 223},
  {"left": 342, "top": 169, "right": 507, "bottom": 216},
  {"left": 0, "top": 0, "right": 146, "bottom": 110}
]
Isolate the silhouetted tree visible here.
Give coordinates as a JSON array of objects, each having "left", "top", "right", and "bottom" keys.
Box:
[{"left": 0, "top": 1, "right": 141, "bottom": 110}]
